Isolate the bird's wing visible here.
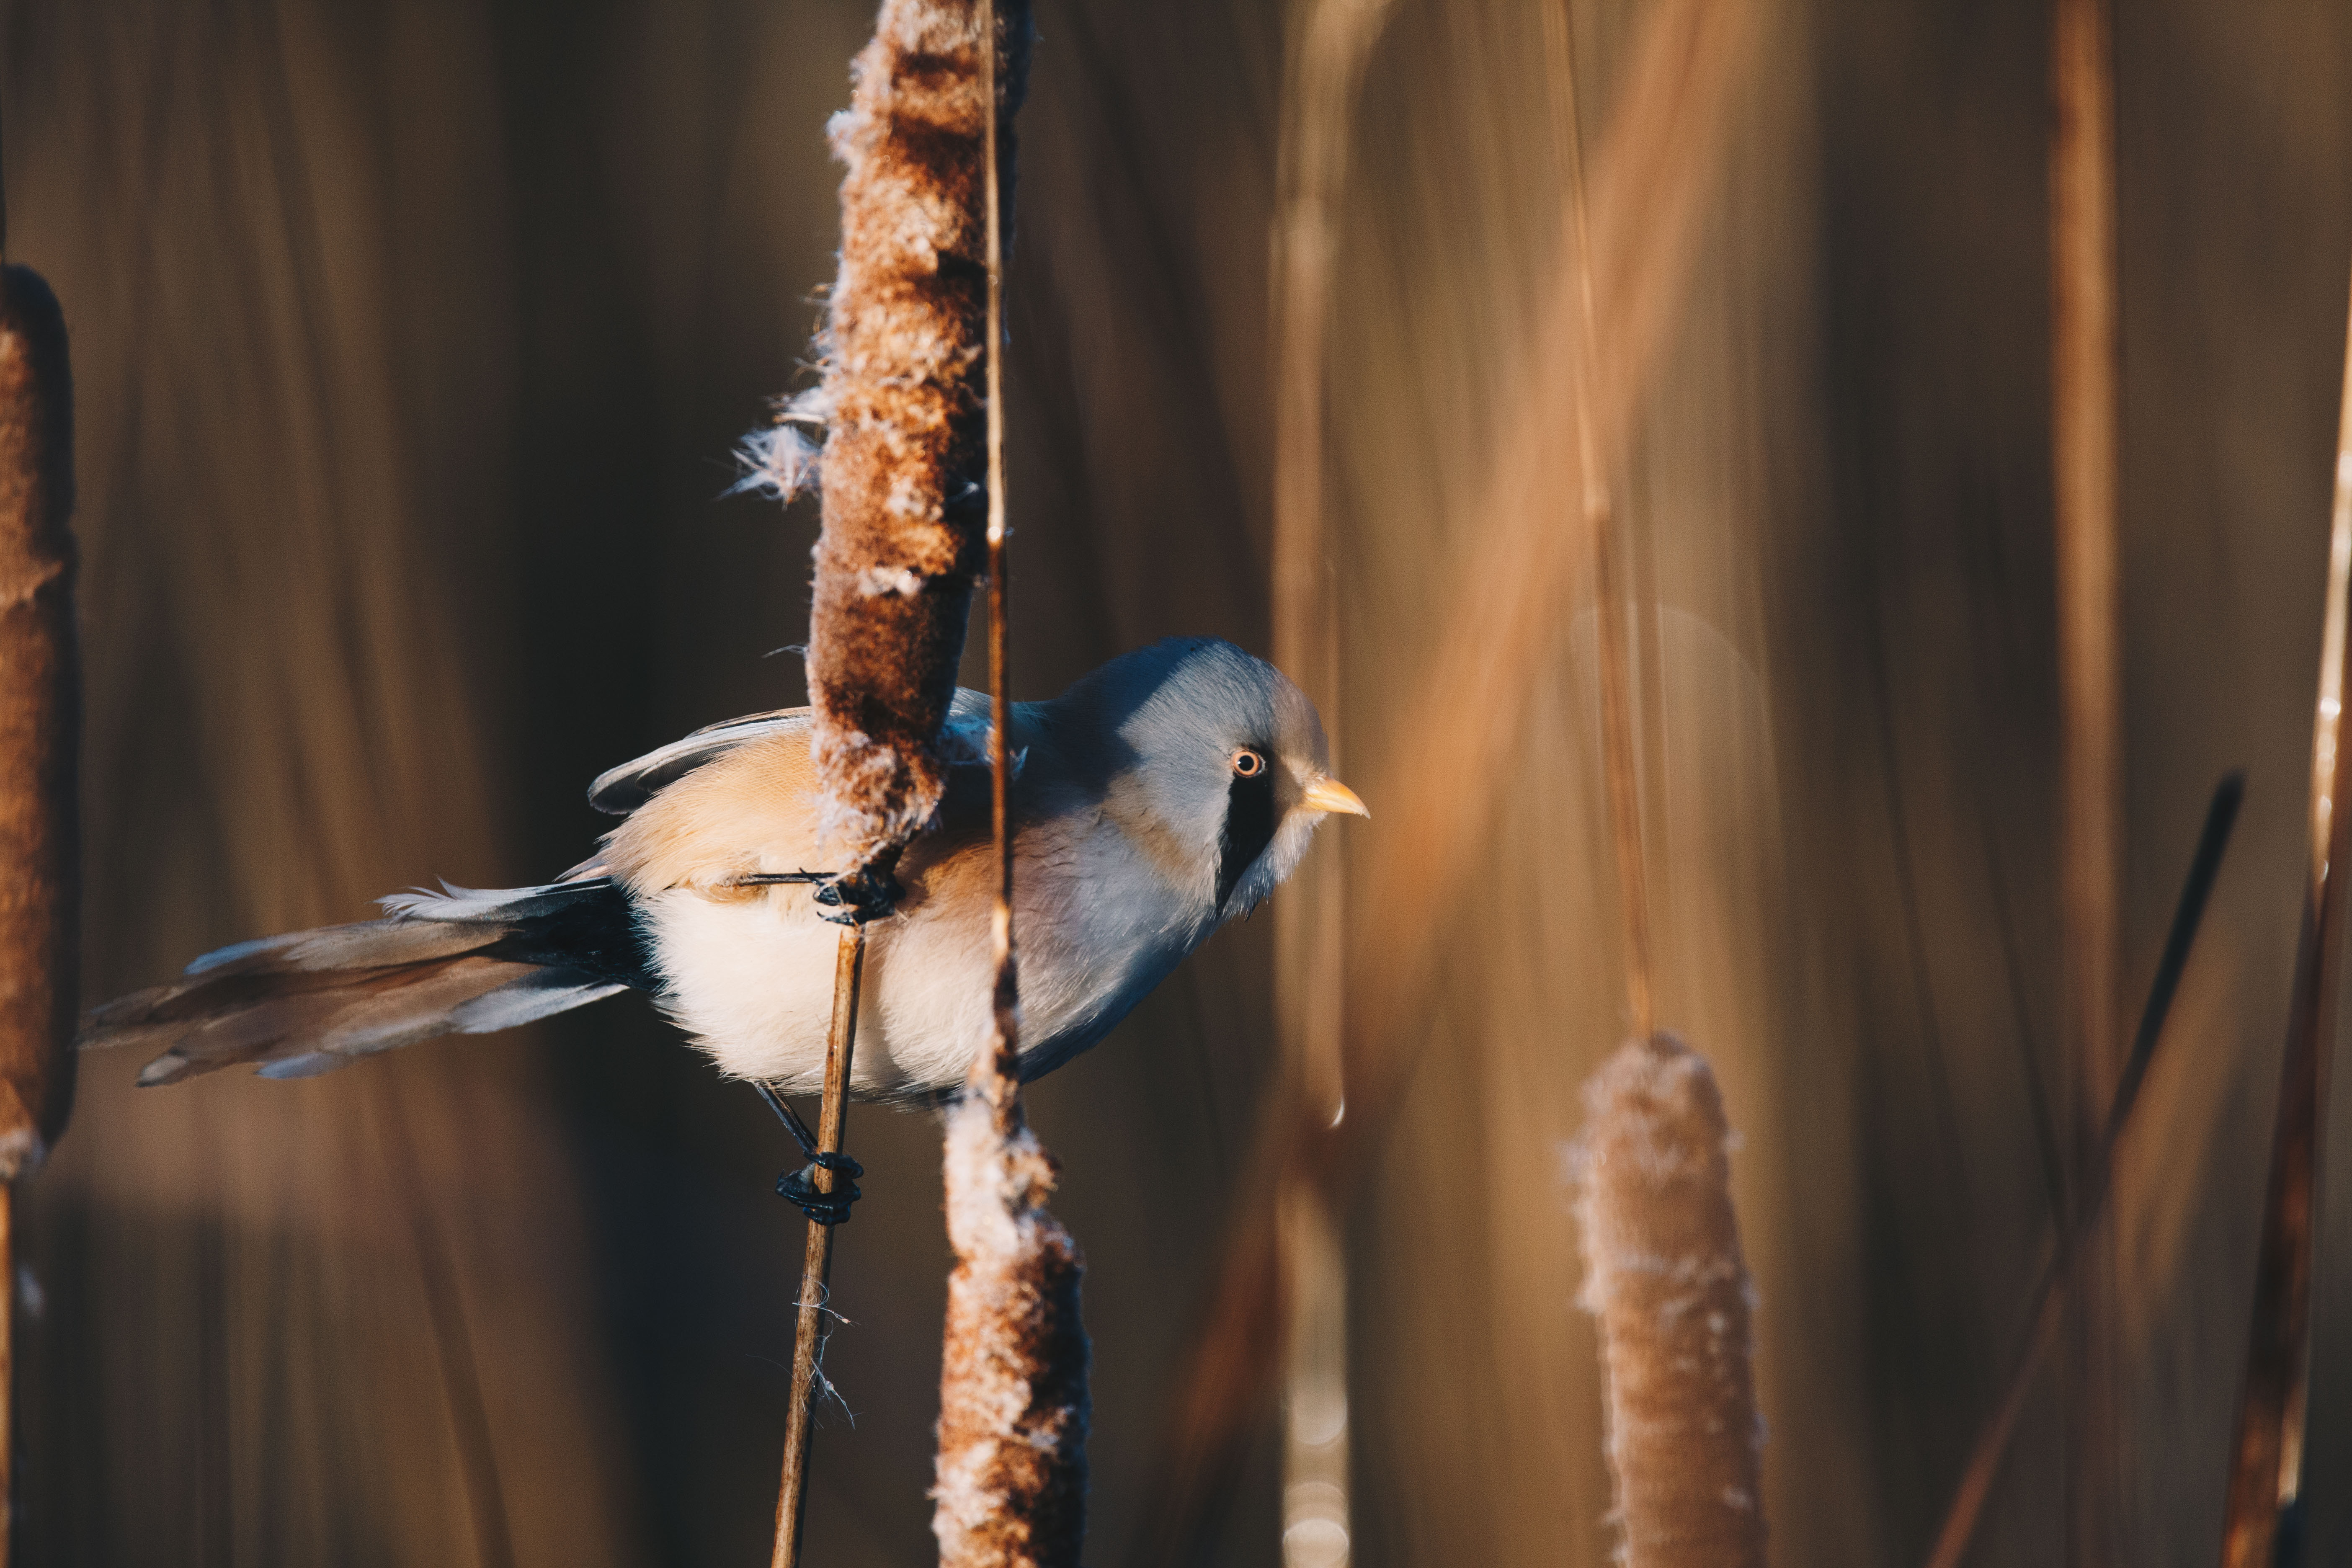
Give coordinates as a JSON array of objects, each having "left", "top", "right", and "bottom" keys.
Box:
[
  {"left": 587, "top": 706, "right": 814, "bottom": 816},
  {"left": 585, "top": 689, "right": 995, "bottom": 819},
  {"left": 594, "top": 690, "right": 1001, "bottom": 892}
]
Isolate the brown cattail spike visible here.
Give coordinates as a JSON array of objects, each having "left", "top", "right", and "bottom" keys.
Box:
[
  {"left": 929, "top": 3, "right": 1087, "bottom": 1559},
  {"left": 793, "top": 0, "right": 1035, "bottom": 887},
  {"left": 932, "top": 1089, "right": 1089, "bottom": 1568},
  {"left": 0, "top": 264, "right": 78, "bottom": 1180},
  {"left": 1574, "top": 1033, "right": 1767, "bottom": 1568}
]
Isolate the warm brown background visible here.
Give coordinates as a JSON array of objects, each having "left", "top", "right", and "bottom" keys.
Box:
[{"left": 4, "top": 0, "right": 2351, "bottom": 1565}]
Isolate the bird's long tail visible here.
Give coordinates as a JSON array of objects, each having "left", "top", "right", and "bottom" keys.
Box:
[{"left": 80, "top": 878, "right": 653, "bottom": 1086}]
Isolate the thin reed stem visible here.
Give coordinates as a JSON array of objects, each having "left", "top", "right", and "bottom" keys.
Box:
[
  {"left": 775, "top": 5, "right": 1033, "bottom": 1547},
  {"left": 2215, "top": 259, "right": 2352, "bottom": 1568},
  {"left": 0, "top": 256, "right": 80, "bottom": 1568},
  {"left": 2051, "top": 0, "right": 2123, "bottom": 1549},
  {"left": 0, "top": 264, "right": 77, "bottom": 1181},
  {"left": 931, "top": 8, "right": 1087, "bottom": 1563},
  {"left": 984, "top": 0, "right": 1015, "bottom": 1088},
  {"left": 1546, "top": 0, "right": 1653, "bottom": 1042},
  {"left": 2052, "top": 0, "right": 2122, "bottom": 1113},
  {"left": 1922, "top": 774, "right": 2242, "bottom": 1568},
  {"left": 1268, "top": 3, "right": 1395, "bottom": 1563},
  {"left": 771, "top": 925, "right": 865, "bottom": 1568},
  {"left": 1271, "top": 0, "right": 1390, "bottom": 1130}
]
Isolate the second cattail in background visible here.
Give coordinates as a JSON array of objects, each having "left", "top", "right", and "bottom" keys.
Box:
[{"left": 1572, "top": 1032, "right": 1767, "bottom": 1568}]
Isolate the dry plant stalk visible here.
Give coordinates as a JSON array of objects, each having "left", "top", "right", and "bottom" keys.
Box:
[
  {"left": 0, "top": 262, "right": 78, "bottom": 1567},
  {"left": 928, "top": 5, "right": 1088, "bottom": 1562},
  {"left": 932, "top": 1072, "right": 1090, "bottom": 1567},
  {"left": 770, "top": 5, "right": 1035, "bottom": 1560},
  {"left": 2051, "top": 0, "right": 2121, "bottom": 1106},
  {"left": 1272, "top": 0, "right": 1398, "bottom": 715},
  {"left": 1573, "top": 1034, "right": 1765, "bottom": 1568},
  {"left": 2215, "top": 263, "right": 2352, "bottom": 1568},
  {"left": 1141, "top": 0, "right": 1761, "bottom": 1550},
  {"left": 2050, "top": 0, "right": 2124, "bottom": 1553},
  {"left": 1922, "top": 775, "right": 2241, "bottom": 1568},
  {"left": 0, "top": 264, "right": 77, "bottom": 1182},
  {"left": 1546, "top": 0, "right": 1655, "bottom": 1044},
  {"left": 770, "top": 926, "right": 865, "bottom": 1568},
  {"left": 776, "top": 0, "right": 1034, "bottom": 890},
  {"left": 0, "top": 256, "right": 77, "bottom": 1568},
  {"left": 1271, "top": 0, "right": 1394, "bottom": 1129},
  {"left": 1268, "top": 0, "right": 1398, "bottom": 1560}
]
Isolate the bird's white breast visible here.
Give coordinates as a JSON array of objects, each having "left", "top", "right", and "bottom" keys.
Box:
[{"left": 640, "top": 808, "right": 1214, "bottom": 1096}]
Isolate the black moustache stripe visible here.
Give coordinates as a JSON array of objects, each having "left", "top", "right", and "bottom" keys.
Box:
[{"left": 1216, "top": 761, "right": 1279, "bottom": 913}]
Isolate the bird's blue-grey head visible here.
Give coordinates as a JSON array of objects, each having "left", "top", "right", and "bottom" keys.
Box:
[{"left": 1061, "top": 638, "right": 1367, "bottom": 921}]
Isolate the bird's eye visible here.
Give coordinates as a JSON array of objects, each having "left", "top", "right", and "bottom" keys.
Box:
[{"left": 1231, "top": 748, "right": 1266, "bottom": 777}]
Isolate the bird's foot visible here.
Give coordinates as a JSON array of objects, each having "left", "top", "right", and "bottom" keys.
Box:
[
  {"left": 812, "top": 852, "right": 903, "bottom": 924},
  {"left": 754, "top": 1079, "right": 865, "bottom": 1225},
  {"left": 777, "top": 1151, "right": 864, "bottom": 1226}
]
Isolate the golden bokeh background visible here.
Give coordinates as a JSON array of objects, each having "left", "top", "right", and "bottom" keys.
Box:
[{"left": 6, "top": 0, "right": 2352, "bottom": 1564}]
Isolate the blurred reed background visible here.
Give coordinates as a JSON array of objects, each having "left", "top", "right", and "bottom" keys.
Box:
[{"left": 1, "top": 0, "right": 2349, "bottom": 1565}]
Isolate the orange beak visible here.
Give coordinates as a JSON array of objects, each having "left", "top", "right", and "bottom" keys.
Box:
[{"left": 1300, "top": 775, "right": 1369, "bottom": 818}]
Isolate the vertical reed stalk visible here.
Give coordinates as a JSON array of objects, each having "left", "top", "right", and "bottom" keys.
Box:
[
  {"left": 1922, "top": 775, "right": 2242, "bottom": 1568},
  {"left": 771, "top": 3, "right": 1033, "bottom": 1556},
  {"left": 0, "top": 265, "right": 72, "bottom": 1176},
  {"left": 2215, "top": 263, "right": 2352, "bottom": 1568},
  {"left": 771, "top": 926, "right": 865, "bottom": 1568},
  {"left": 1269, "top": 2, "right": 1395, "bottom": 1562},
  {"left": 2051, "top": 0, "right": 2123, "bottom": 1551},
  {"left": 929, "top": 6, "right": 1088, "bottom": 1563},
  {"left": 1546, "top": 0, "right": 1653, "bottom": 1043},
  {"left": 0, "top": 250, "right": 80, "bottom": 1568}
]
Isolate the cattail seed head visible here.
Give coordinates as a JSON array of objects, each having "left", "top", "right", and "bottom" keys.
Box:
[
  {"left": 932, "top": 1088, "right": 1089, "bottom": 1568},
  {"left": 799, "top": 0, "right": 1034, "bottom": 874},
  {"left": 1572, "top": 1032, "right": 1766, "bottom": 1568},
  {"left": 0, "top": 264, "right": 77, "bottom": 1179}
]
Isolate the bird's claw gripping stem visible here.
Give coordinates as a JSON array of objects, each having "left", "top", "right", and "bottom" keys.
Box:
[
  {"left": 812, "top": 850, "right": 903, "bottom": 924},
  {"left": 755, "top": 1078, "right": 866, "bottom": 1225},
  {"left": 777, "top": 1152, "right": 864, "bottom": 1226}
]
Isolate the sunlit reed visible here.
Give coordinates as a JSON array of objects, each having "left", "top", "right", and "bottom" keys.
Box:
[{"left": 0, "top": 258, "right": 78, "bottom": 1567}]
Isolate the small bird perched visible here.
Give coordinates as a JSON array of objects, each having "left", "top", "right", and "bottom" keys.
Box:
[{"left": 83, "top": 638, "right": 1365, "bottom": 1105}]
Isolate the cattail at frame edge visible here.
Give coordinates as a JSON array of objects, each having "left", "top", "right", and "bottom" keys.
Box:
[
  {"left": 0, "top": 263, "right": 77, "bottom": 1180},
  {"left": 774, "top": 0, "right": 1035, "bottom": 889},
  {"left": 1573, "top": 1032, "right": 1767, "bottom": 1568},
  {"left": 932, "top": 1086, "right": 1090, "bottom": 1568}
]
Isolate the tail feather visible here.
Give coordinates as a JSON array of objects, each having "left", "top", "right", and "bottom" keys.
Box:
[
  {"left": 83, "top": 879, "right": 648, "bottom": 1085},
  {"left": 171, "top": 915, "right": 498, "bottom": 982}
]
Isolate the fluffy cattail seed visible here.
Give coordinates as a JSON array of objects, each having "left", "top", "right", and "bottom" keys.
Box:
[
  {"left": 1572, "top": 1032, "right": 1767, "bottom": 1568},
  {"left": 0, "top": 264, "right": 78, "bottom": 1179},
  {"left": 790, "top": 0, "right": 1034, "bottom": 885},
  {"left": 931, "top": 1082, "right": 1089, "bottom": 1568}
]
